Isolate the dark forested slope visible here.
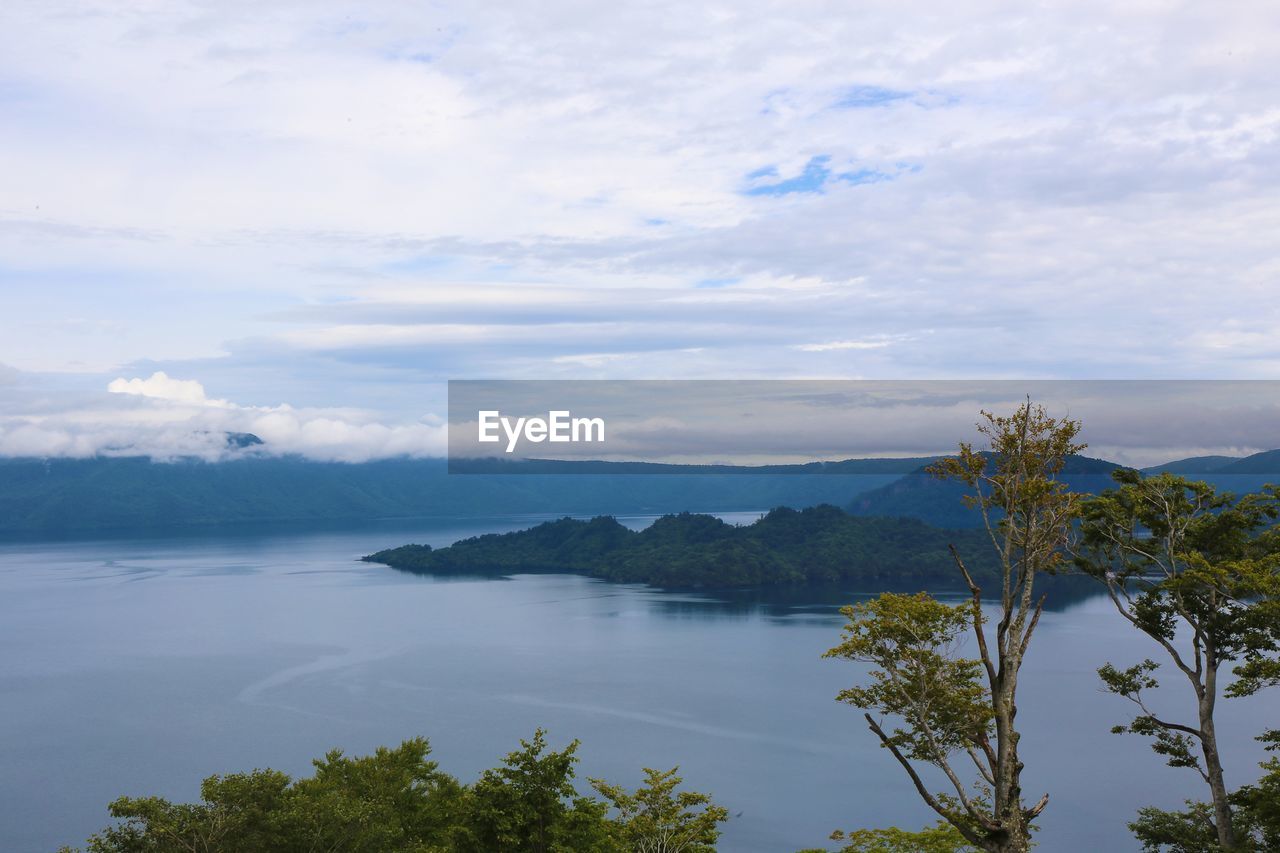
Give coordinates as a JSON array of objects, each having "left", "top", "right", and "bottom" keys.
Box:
[{"left": 364, "top": 504, "right": 998, "bottom": 587}]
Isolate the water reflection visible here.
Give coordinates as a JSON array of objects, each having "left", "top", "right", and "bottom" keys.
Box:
[{"left": 645, "top": 573, "right": 1102, "bottom": 622}]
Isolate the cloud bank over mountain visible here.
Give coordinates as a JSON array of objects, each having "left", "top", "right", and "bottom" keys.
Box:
[
  {"left": 0, "top": 369, "right": 445, "bottom": 462},
  {"left": 4, "top": 372, "right": 1276, "bottom": 467}
]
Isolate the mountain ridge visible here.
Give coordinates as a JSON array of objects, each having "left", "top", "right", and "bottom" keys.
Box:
[{"left": 2, "top": 448, "right": 1276, "bottom": 534}]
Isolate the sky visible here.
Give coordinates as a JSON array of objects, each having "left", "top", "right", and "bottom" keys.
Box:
[
  {"left": 1, "top": 1, "right": 1278, "bottom": 461},
  {"left": 443, "top": 380, "right": 1280, "bottom": 468}
]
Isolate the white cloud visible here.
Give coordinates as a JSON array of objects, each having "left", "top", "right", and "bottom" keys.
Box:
[
  {"left": 550, "top": 352, "right": 632, "bottom": 368},
  {"left": 793, "top": 340, "right": 895, "bottom": 352},
  {"left": 0, "top": 0, "right": 1278, "bottom": 427},
  {"left": 0, "top": 369, "right": 447, "bottom": 462},
  {"left": 107, "top": 371, "right": 227, "bottom": 406}
]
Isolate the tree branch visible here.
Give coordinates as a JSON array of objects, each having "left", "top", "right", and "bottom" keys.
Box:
[
  {"left": 1018, "top": 595, "right": 1047, "bottom": 660},
  {"left": 863, "top": 714, "right": 995, "bottom": 844},
  {"left": 1024, "top": 792, "right": 1049, "bottom": 821},
  {"left": 951, "top": 544, "right": 997, "bottom": 687}
]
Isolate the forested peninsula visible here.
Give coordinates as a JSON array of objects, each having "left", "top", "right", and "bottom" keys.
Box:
[{"left": 363, "top": 504, "right": 997, "bottom": 587}]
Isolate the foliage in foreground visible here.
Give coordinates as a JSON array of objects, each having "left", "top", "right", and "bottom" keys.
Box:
[
  {"left": 1129, "top": 758, "right": 1280, "bottom": 852},
  {"left": 61, "top": 730, "right": 727, "bottom": 853},
  {"left": 1076, "top": 470, "right": 1280, "bottom": 850},
  {"left": 827, "top": 819, "right": 978, "bottom": 852},
  {"left": 826, "top": 401, "right": 1083, "bottom": 853}
]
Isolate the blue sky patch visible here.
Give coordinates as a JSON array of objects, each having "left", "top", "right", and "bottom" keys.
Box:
[
  {"left": 743, "top": 156, "right": 833, "bottom": 196},
  {"left": 743, "top": 156, "right": 899, "bottom": 196},
  {"left": 835, "top": 168, "right": 890, "bottom": 186},
  {"left": 382, "top": 255, "right": 456, "bottom": 274},
  {"left": 834, "top": 85, "right": 910, "bottom": 108}
]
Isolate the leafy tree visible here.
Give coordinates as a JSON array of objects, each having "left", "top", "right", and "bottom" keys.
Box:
[
  {"left": 1129, "top": 799, "right": 1223, "bottom": 853},
  {"left": 66, "top": 731, "right": 718, "bottom": 853},
  {"left": 1076, "top": 471, "right": 1280, "bottom": 850},
  {"left": 285, "top": 738, "right": 464, "bottom": 852},
  {"left": 1128, "top": 758, "right": 1280, "bottom": 852},
  {"left": 454, "top": 728, "right": 615, "bottom": 853},
  {"left": 74, "top": 770, "right": 295, "bottom": 852},
  {"left": 590, "top": 766, "right": 728, "bottom": 852},
  {"left": 73, "top": 738, "right": 461, "bottom": 853},
  {"left": 826, "top": 401, "right": 1084, "bottom": 853},
  {"left": 1232, "top": 757, "right": 1280, "bottom": 850},
  {"left": 827, "top": 819, "right": 978, "bottom": 852}
]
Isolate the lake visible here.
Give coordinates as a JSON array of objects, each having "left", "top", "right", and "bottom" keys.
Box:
[{"left": 0, "top": 513, "right": 1272, "bottom": 852}]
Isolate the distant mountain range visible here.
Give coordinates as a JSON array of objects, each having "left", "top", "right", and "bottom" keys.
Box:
[
  {"left": 847, "top": 450, "right": 1280, "bottom": 528},
  {"left": 1147, "top": 449, "right": 1280, "bottom": 476},
  {"left": 0, "top": 455, "right": 903, "bottom": 534},
  {"left": 846, "top": 454, "right": 1124, "bottom": 528},
  {"left": 0, "top": 447, "right": 1275, "bottom": 534}
]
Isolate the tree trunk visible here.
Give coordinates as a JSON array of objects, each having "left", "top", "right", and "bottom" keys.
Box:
[
  {"left": 984, "top": 668, "right": 1033, "bottom": 853},
  {"left": 1199, "top": 692, "right": 1237, "bottom": 849}
]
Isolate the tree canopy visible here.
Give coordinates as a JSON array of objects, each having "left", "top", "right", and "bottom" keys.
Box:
[
  {"left": 1076, "top": 470, "right": 1280, "bottom": 850},
  {"left": 62, "top": 731, "right": 726, "bottom": 853}
]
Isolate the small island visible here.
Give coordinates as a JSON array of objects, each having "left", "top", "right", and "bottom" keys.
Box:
[{"left": 363, "top": 504, "right": 997, "bottom": 588}]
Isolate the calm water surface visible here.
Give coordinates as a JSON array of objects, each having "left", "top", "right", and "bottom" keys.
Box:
[{"left": 0, "top": 513, "right": 1272, "bottom": 852}]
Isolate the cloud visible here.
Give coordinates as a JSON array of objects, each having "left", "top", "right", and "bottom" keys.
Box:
[
  {"left": 0, "top": 368, "right": 446, "bottom": 462},
  {"left": 446, "top": 379, "right": 1280, "bottom": 467},
  {"left": 0, "top": 0, "right": 1278, "bottom": 435},
  {"left": 793, "top": 339, "right": 897, "bottom": 352},
  {"left": 107, "top": 371, "right": 227, "bottom": 406},
  {"left": 240, "top": 411, "right": 447, "bottom": 463},
  {"left": 4, "top": 367, "right": 1279, "bottom": 468}
]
